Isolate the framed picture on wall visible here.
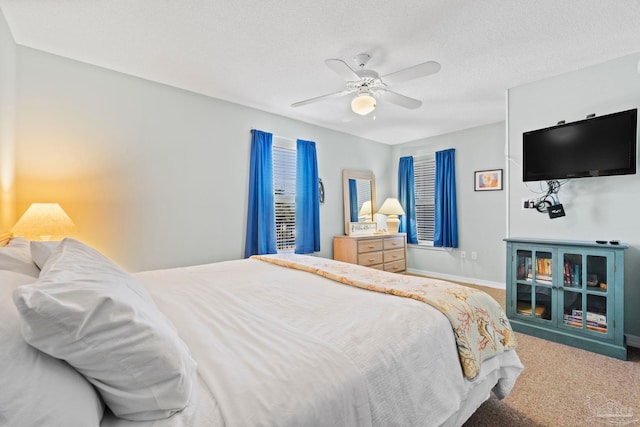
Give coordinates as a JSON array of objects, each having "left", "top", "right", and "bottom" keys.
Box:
[{"left": 474, "top": 169, "right": 503, "bottom": 191}]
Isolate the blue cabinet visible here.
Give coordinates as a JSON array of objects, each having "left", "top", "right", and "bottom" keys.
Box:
[{"left": 505, "top": 238, "right": 627, "bottom": 360}]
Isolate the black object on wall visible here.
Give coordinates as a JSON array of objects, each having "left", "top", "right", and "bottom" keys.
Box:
[{"left": 523, "top": 109, "right": 637, "bottom": 182}]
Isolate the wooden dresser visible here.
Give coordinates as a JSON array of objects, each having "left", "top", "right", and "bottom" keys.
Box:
[{"left": 333, "top": 234, "right": 407, "bottom": 273}]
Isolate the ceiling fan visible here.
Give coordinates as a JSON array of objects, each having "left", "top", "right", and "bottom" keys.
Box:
[{"left": 291, "top": 53, "right": 441, "bottom": 116}]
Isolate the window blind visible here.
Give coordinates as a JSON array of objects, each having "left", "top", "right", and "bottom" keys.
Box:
[
  {"left": 356, "top": 179, "right": 372, "bottom": 217},
  {"left": 414, "top": 154, "right": 436, "bottom": 244},
  {"left": 272, "top": 144, "right": 296, "bottom": 253}
]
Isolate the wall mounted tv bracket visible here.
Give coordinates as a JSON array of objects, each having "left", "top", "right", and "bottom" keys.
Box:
[{"left": 557, "top": 114, "right": 595, "bottom": 124}]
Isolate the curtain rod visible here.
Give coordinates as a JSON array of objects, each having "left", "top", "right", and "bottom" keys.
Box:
[
  {"left": 250, "top": 129, "right": 297, "bottom": 143},
  {"left": 413, "top": 152, "right": 435, "bottom": 161},
  {"left": 273, "top": 134, "right": 297, "bottom": 143}
]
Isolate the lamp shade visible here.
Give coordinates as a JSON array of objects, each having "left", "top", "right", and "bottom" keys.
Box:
[
  {"left": 378, "top": 198, "right": 405, "bottom": 216},
  {"left": 12, "top": 203, "right": 77, "bottom": 241},
  {"left": 358, "top": 200, "right": 373, "bottom": 218},
  {"left": 351, "top": 93, "right": 376, "bottom": 116}
]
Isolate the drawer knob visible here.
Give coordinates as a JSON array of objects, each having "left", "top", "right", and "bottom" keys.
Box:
[{"left": 368, "top": 258, "right": 375, "bottom": 262}]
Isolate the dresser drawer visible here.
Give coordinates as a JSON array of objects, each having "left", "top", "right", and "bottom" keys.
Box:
[
  {"left": 383, "top": 248, "right": 405, "bottom": 263},
  {"left": 384, "top": 237, "right": 405, "bottom": 250},
  {"left": 333, "top": 234, "right": 407, "bottom": 274},
  {"left": 358, "top": 251, "right": 384, "bottom": 266},
  {"left": 384, "top": 259, "right": 406, "bottom": 273},
  {"left": 357, "top": 239, "right": 384, "bottom": 253}
]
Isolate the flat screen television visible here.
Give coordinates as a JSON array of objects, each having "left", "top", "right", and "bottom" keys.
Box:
[{"left": 522, "top": 108, "right": 638, "bottom": 182}]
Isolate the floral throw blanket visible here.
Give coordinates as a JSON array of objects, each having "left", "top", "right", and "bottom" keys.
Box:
[{"left": 252, "top": 253, "right": 516, "bottom": 380}]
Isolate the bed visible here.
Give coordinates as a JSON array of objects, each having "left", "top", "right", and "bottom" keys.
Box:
[{"left": 1, "top": 236, "right": 523, "bottom": 427}]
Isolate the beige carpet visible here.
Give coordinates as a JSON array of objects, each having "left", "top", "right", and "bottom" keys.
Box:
[{"left": 461, "top": 283, "right": 640, "bottom": 427}]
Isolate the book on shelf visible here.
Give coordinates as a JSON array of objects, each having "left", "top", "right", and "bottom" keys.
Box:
[
  {"left": 571, "top": 309, "right": 607, "bottom": 326},
  {"left": 563, "top": 314, "right": 606, "bottom": 327},
  {"left": 518, "top": 256, "right": 556, "bottom": 284},
  {"left": 536, "top": 257, "right": 552, "bottom": 277},
  {"left": 563, "top": 260, "right": 582, "bottom": 286},
  {"left": 517, "top": 256, "right": 532, "bottom": 280},
  {"left": 517, "top": 302, "right": 545, "bottom": 317},
  {"left": 587, "top": 324, "right": 607, "bottom": 333},
  {"left": 562, "top": 318, "right": 607, "bottom": 333}
]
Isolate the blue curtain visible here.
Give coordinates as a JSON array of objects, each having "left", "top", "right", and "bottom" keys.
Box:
[
  {"left": 398, "top": 156, "right": 418, "bottom": 244},
  {"left": 244, "top": 130, "right": 277, "bottom": 257},
  {"left": 434, "top": 148, "right": 458, "bottom": 248},
  {"left": 348, "top": 179, "right": 358, "bottom": 222},
  {"left": 295, "top": 139, "right": 320, "bottom": 254}
]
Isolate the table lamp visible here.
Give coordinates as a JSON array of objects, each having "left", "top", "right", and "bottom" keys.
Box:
[
  {"left": 378, "top": 198, "right": 404, "bottom": 234},
  {"left": 11, "top": 203, "right": 77, "bottom": 241}
]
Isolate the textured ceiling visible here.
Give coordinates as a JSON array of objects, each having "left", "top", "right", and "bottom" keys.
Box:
[{"left": 1, "top": 0, "right": 640, "bottom": 145}]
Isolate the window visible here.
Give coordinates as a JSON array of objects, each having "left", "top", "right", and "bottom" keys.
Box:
[
  {"left": 355, "top": 179, "right": 372, "bottom": 220},
  {"left": 272, "top": 138, "right": 296, "bottom": 253},
  {"left": 414, "top": 154, "right": 436, "bottom": 245},
  {"left": 245, "top": 130, "right": 319, "bottom": 258}
]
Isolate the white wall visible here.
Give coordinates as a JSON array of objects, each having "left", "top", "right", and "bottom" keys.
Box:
[
  {"left": 391, "top": 121, "right": 507, "bottom": 287},
  {"left": 7, "top": 16, "right": 639, "bottom": 338},
  {"left": 12, "top": 46, "right": 392, "bottom": 271},
  {"left": 0, "top": 9, "right": 16, "bottom": 230},
  {"left": 507, "top": 51, "right": 640, "bottom": 337}
]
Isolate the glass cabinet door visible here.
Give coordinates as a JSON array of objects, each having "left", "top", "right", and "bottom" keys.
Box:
[
  {"left": 514, "top": 248, "right": 553, "bottom": 321},
  {"left": 559, "top": 250, "right": 611, "bottom": 336}
]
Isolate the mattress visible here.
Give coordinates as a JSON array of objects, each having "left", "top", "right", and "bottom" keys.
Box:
[{"left": 101, "top": 257, "right": 523, "bottom": 427}]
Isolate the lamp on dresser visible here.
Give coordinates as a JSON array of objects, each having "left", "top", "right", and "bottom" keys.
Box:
[
  {"left": 11, "top": 203, "right": 77, "bottom": 241},
  {"left": 378, "top": 198, "right": 404, "bottom": 234},
  {"left": 358, "top": 200, "right": 373, "bottom": 221}
]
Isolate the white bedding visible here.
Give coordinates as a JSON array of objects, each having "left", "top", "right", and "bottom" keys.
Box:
[{"left": 101, "top": 258, "right": 523, "bottom": 427}]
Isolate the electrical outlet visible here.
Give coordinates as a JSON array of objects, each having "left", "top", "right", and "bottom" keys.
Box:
[
  {"left": 471, "top": 251, "right": 477, "bottom": 260},
  {"left": 460, "top": 251, "right": 466, "bottom": 259},
  {"left": 522, "top": 198, "right": 536, "bottom": 210}
]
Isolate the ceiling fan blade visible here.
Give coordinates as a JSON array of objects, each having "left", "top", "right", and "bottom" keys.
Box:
[
  {"left": 381, "top": 61, "right": 441, "bottom": 85},
  {"left": 378, "top": 90, "right": 422, "bottom": 109},
  {"left": 291, "top": 89, "right": 354, "bottom": 108},
  {"left": 325, "top": 59, "right": 360, "bottom": 81}
]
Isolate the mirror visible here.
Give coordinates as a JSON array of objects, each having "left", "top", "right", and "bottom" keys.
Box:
[{"left": 342, "top": 169, "right": 376, "bottom": 235}]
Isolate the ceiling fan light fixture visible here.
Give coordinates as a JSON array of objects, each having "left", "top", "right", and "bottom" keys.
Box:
[{"left": 351, "top": 92, "right": 376, "bottom": 115}]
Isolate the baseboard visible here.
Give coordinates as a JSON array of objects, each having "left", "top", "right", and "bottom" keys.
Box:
[
  {"left": 406, "top": 268, "right": 505, "bottom": 290},
  {"left": 626, "top": 334, "right": 640, "bottom": 349}
]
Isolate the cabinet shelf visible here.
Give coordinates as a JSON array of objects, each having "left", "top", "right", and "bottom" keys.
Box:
[{"left": 505, "top": 238, "right": 627, "bottom": 360}]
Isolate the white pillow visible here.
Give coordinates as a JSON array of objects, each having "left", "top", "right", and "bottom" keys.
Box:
[
  {"left": 30, "top": 240, "right": 61, "bottom": 270},
  {"left": 13, "top": 238, "right": 197, "bottom": 421},
  {"left": 0, "top": 237, "right": 39, "bottom": 277},
  {"left": 0, "top": 270, "right": 104, "bottom": 426}
]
